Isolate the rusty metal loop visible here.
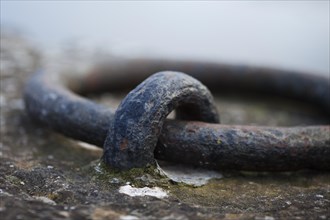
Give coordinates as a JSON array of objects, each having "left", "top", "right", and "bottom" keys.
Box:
[
  {"left": 103, "top": 71, "right": 219, "bottom": 169},
  {"left": 24, "top": 59, "right": 330, "bottom": 171}
]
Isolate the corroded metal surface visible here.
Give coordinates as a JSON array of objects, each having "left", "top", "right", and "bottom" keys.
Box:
[
  {"left": 23, "top": 59, "right": 330, "bottom": 171},
  {"left": 157, "top": 122, "right": 330, "bottom": 171},
  {"left": 103, "top": 71, "right": 219, "bottom": 169}
]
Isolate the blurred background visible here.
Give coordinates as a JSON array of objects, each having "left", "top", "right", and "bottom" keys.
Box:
[
  {"left": 1, "top": 1, "right": 329, "bottom": 76},
  {"left": 1, "top": 3, "right": 330, "bottom": 219}
]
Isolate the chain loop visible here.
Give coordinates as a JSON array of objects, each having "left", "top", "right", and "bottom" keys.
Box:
[{"left": 103, "top": 71, "right": 219, "bottom": 169}]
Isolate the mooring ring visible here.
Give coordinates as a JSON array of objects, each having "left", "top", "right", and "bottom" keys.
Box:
[
  {"left": 24, "top": 59, "right": 330, "bottom": 171},
  {"left": 103, "top": 71, "right": 219, "bottom": 169}
]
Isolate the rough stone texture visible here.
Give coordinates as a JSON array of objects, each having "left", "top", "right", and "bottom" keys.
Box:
[{"left": 1, "top": 32, "right": 329, "bottom": 220}]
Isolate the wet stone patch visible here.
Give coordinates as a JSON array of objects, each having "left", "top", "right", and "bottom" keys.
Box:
[{"left": 0, "top": 33, "right": 329, "bottom": 219}]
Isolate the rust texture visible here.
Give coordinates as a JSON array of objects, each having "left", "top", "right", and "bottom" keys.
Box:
[
  {"left": 24, "top": 59, "right": 330, "bottom": 171},
  {"left": 157, "top": 121, "right": 330, "bottom": 171},
  {"left": 103, "top": 71, "right": 219, "bottom": 169}
]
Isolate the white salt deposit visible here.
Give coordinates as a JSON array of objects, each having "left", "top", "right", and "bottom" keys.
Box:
[{"left": 119, "top": 185, "right": 168, "bottom": 199}]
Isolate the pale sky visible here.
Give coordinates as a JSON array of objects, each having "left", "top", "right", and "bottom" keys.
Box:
[{"left": 1, "top": 1, "right": 329, "bottom": 75}]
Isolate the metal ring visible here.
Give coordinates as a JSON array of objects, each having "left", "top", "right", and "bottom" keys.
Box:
[
  {"left": 103, "top": 71, "right": 219, "bottom": 169},
  {"left": 24, "top": 59, "right": 330, "bottom": 171}
]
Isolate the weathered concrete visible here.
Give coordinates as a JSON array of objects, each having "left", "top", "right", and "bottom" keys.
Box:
[{"left": 1, "top": 33, "right": 329, "bottom": 220}]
